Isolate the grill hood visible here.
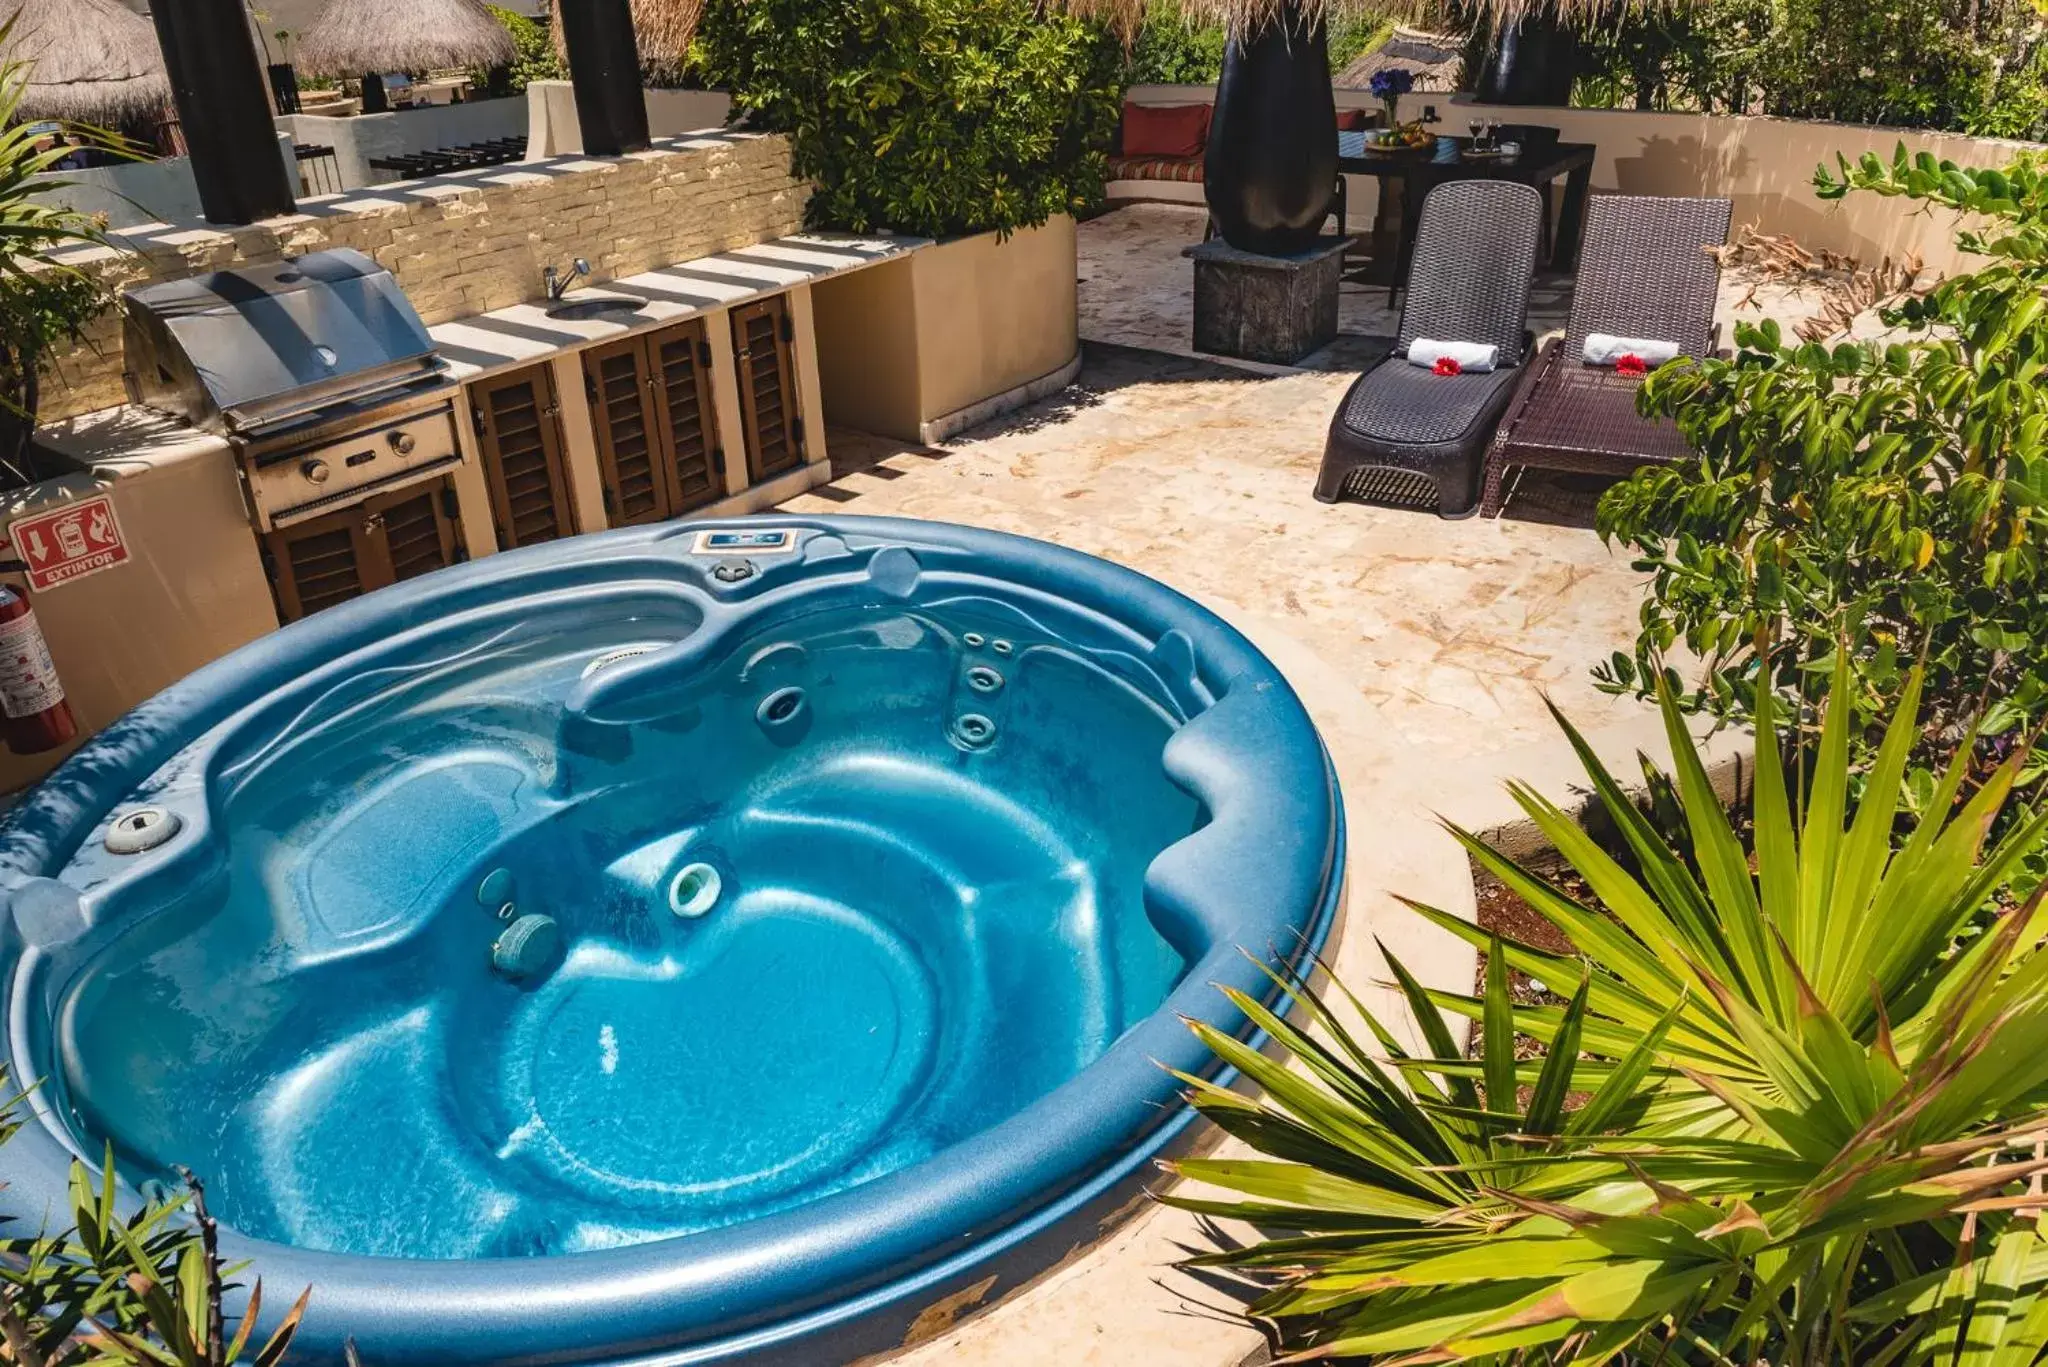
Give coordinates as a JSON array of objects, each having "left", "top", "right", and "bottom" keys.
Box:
[{"left": 123, "top": 249, "right": 446, "bottom": 437}]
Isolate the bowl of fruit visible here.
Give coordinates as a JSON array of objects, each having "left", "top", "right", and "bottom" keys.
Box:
[{"left": 1363, "top": 123, "right": 1436, "bottom": 155}]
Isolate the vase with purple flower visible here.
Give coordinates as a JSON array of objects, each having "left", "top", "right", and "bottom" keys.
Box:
[{"left": 1368, "top": 67, "right": 1416, "bottom": 135}]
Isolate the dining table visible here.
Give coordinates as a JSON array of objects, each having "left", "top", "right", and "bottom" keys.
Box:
[{"left": 1337, "top": 130, "right": 1597, "bottom": 293}]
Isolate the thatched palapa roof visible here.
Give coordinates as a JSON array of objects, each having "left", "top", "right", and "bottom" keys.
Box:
[
  {"left": 297, "top": 0, "right": 517, "bottom": 77},
  {"left": 547, "top": 0, "right": 704, "bottom": 73},
  {"left": 1336, "top": 27, "right": 1462, "bottom": 91},
  {"left": 0, "top": 0, "right": 169, "bottom": 126}
]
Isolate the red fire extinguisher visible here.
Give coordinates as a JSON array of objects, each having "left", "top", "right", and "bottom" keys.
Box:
[{"left": 0, "top": 584, "right": 77, "bottom": 755}]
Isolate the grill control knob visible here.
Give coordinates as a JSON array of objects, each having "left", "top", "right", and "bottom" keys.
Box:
[
  {"left": 389, "top": 430, "right": 417, "bottom": 455},
  {"left": 301, "top": 458, "right": 331, "bottom": 484}
]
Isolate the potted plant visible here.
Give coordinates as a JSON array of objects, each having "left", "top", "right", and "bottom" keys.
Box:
[
  {"left": 698, "top": 0, "right": 1120, "bottom": 441},
  {"left": 0, "top": 22, "right": 122, "bottom": 491}
]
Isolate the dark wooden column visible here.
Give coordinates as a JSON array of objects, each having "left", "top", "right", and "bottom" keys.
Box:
[
  {"left": 1474, "top": 14, "right": 1580, "bottom": 106},
  {"left": 560, "top": 0, "right": 650, "bottom": 157},
  {"left": 148, "top": 0, "right": 298, "bottom": 224}
]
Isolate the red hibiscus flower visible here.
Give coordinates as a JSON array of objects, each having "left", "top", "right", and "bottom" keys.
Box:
[
  {"left": 1432, "top": 355, "right": 1462, "bottom": 376},
  {"left": 1615, "top": 353, "right": 1648, "bottom": 377}
]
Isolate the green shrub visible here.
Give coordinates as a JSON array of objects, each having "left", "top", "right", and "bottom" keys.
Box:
[
  {"left": 1172, "top": 665, "right": 2048, "bottom": 1362},
  {"left": 1571, "top": 0, "right": 1772, "bottom": 113},
  {"left": 697, "top": 0, "right": 1122, "bottom": 240},
  {"left": 1970, "top": 38, "right": 2048, "bottom": 142},
  {"left": 1572, "top": 0, "right": 2048, "bottom": 140},
  {"left": 1597, "top": 148, "right": 2048, "bottom": 770},
  {"left": 1755, "top": 0, "right": 1995, "bottom": 131},
  {"left": 1120, "top": 2, "right": 1394, "bottom": 87},
  {"left": 469, "top": 5, "right": 565, "bottom": 100},
  {"left": 1326, "top": 16, "right": 1396, "bottom": 74},
  {"left": 1122, "top": 3, "right": 1227, "bottom": 85}
]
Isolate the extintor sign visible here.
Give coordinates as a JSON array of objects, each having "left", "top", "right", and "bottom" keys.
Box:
[{"left": 11, "top": 496, "right": 130, "bottom": 591}]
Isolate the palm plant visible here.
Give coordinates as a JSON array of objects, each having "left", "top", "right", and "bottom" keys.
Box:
[
  {"left": 1170, "top": 662, "right": 2048, "bottom": 1363},
  {"left": 0, "top": 17, "right": 125, "bottom": 488},
  {"left": 0, "top": 1077, "right": 309, "bottom": 1367}
]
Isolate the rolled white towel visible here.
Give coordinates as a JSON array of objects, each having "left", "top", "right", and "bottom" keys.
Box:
[
  {"left": 1583, "top": 333, "right": 1681, "bottom": 367},
  {"left": 1406, "top": 338, "right": 1498, "bottom": 373}
]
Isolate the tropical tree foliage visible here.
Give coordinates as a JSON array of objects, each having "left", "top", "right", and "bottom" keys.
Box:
[
  {"left": 698, "top": 0, "right": 1123, "bottom": 239},
  {"left": 1170, "top": 666, "right": 2048, "bottom": 1362},
  {"left": 1596, "top": 148, "right": 2048, "bottom": 771},
  {"left": 469, "top": 6, "right": 566, "bottom": 99}
]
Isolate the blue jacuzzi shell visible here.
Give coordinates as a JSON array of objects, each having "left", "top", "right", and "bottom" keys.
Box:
[{"left": 0, "top": 516, "right": 1342, "bottom": 1366}]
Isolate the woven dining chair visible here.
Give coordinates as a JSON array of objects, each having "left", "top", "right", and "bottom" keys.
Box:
[
  {"left": 1313, "top": 180, "right": 1544, "bottom": 518},
  {"left": 1479, "top": 194, "right": 1733, "bottom": 519}
]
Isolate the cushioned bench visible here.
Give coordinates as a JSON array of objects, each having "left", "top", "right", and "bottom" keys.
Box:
[
  {"left": 1108, "top": 102, "right": 1210, "bottom": 190},
  {"left": 1107, "top": 102, "right": 1383, "bottom": 197}
]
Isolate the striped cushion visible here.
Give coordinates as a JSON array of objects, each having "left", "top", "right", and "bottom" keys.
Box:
[{"left": 1107, "top": 155, "right": 1205, "bottom": 184}]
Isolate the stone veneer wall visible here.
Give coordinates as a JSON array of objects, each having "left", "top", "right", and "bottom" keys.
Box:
[{"left": 42, "top": 131, "right": 810, "bottom": 423}]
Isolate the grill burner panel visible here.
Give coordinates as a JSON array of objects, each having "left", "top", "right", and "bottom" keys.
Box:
[{"left": 248, "top": 396, "right": 464, "bottom": 529}]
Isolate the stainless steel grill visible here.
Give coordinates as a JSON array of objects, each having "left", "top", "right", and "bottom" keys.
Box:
[{"left": 123, "top": 249, "right": 465, "bottom": 531}]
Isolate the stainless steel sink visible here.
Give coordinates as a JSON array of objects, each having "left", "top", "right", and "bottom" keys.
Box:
[{"left": 545, "top": 296, "right": 646, "bottom": 322}]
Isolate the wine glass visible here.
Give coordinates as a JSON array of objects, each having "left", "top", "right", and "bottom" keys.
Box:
[{"left": 1468, "top": 118, "right": 1485, "bottom": 148}]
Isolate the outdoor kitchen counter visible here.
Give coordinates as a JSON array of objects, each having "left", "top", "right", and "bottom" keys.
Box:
[{"left": 425, "top": 232, "right": 930, "bottom": 381}]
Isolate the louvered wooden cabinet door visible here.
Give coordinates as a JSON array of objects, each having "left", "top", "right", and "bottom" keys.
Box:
[
  {"left": 471, "top": 365, "right": 575, "bottom": 548},
  {"left": 263, "top": 504, "right": 378, "bottom": 622},
  {"left": 731, "top": 296, "right": 804, "bottom": 485},
  {"left": 264, "top": 481, "right": 464, "bottom": 623},
  {"left": 582, "top": 337, "right": 674, "bottom": 526},
  {"left": 646, "top": 321, "right": 723, "bottom": 513},
  {"left": 374, "top": 484, "right": 461, "bottom": 585}
]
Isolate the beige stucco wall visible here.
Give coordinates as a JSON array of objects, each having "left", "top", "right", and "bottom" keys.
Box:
[
  {"left": 39, "top": 132, "right": 810, "bottom": 423},
  {"left": 916, "top": 217, "right": 1080, "bottom": 423},
  {"left": 812, "top": 217, "right": 1079, "bottom": 442},
  {"left": 0, "top": 412, "right": 278, "bottom": 793},
  {"left": 524, "top": 82, "right": 736, "bottom": 157},
  {"left": 809, "top": 256, "right": 927, "bottom": 439},
  {"left": 1124, "top": 83, "right": 2042, "bottom": 277}
]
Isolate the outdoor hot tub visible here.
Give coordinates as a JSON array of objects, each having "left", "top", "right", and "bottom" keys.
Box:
[{"left": 0, "top": 516, "right": 1342, "bottom": 1366}]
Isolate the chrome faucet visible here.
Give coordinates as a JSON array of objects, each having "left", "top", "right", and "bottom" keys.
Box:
[{"left": 544, "top": 258, "right": 591, "bottom": 301}]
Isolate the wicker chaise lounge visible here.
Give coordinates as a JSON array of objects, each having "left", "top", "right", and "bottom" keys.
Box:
[
  {"left": 1480, "top": 194, "right": 1733, "bottom": 518},
  {"left": 1314, "top": 180, "right": 1543, "bottom": 517}
]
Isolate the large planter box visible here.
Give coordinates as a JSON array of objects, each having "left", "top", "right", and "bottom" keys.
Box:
[{"left": 809, "top": 216, "right": 1081, "bottom": 445}]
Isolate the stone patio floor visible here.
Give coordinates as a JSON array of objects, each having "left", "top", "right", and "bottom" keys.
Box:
[{"left": 779, "top": 204, "right": 1760, "bottom": 1366}]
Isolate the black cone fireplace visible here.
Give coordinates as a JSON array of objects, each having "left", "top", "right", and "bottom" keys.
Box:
[{"left": 1205, "top": 3, "right": 1339, "bottom": 255}]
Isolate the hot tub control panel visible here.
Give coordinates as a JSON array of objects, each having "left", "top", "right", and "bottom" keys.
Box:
[{"left": 691, "top": 528, "right": 797, "bottom": 555}]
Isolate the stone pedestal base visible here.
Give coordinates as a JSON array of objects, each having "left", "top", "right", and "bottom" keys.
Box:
[{"left": 1183, "top": 236, "right": 1350, "bottom": 365}]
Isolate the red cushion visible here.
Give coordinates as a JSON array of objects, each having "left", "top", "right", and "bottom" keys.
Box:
[
  {"left": 1121, "top": 102, "right": 1211, "bottom": 158},
  {"left": 1335, "top": 107, "right": 1374, "bottom": 131}
]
